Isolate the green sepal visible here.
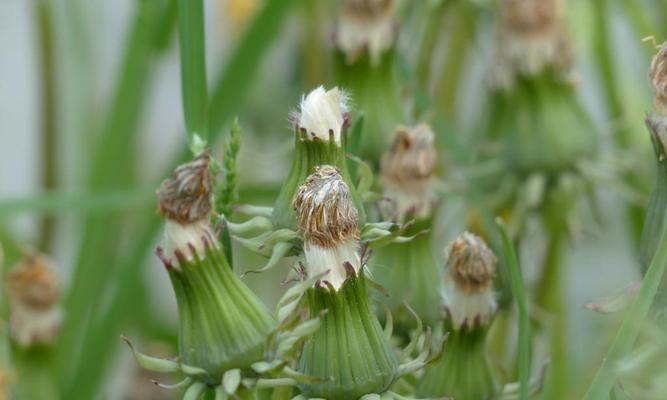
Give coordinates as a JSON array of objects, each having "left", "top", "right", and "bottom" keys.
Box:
[
  {"left": 272, "top": 129, "right": 367, "bottom": 231},
  {"left": 168, "top": 242, "right": 276, "bottom": 383},
  {"left": 417, "top": 323, "right": 500, "bottom": 400},
  {"left": 297, "top": 272, "right": 399, "bottom": 399}
]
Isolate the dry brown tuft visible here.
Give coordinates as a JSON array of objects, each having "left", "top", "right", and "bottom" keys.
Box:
[
  {"left": 157, "top": 151, "right": 213, "bottom": 223},
  {"left": 381, "top": 124, "right": 436, "bottom": 186},
  {"left": 8, "top": 250, "right": 60, "bottom": 310},
  {"left": 292, "top": 165, "right": 359, "bottom": 247},
  {"left": 501, "top": 0, "right": 563, "bottom": 35},
  {"left": 445, "top": 232, "right": 497, "bottom": 293},
  {"left": 650, "top": 42, "right": 667, "bottom": 116}
]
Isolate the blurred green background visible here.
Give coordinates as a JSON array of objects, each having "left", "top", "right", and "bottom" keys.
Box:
[{"left": 0, "top": 0, "right": 665, "bottom": 398}]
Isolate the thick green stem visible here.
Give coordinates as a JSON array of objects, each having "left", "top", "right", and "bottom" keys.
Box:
[
  {"left": 535, "top": 226, "right": 567, "bottom": 400},
  {"left": 33, "top": 0, "right": 57, "bottom": 251},
  {"left": 12, "top": 346, "right": 58, "bottom": 400}
]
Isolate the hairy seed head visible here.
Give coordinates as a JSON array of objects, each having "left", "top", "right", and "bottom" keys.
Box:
[
  {"left": 445, "top": 232, "right": 497, "bottom": 293},
  {"left": 292, "top": 165, "right": 359, "bottom": 248},
  {"left": 157, "top": 151, "right": 213, "bottom": 223},
  {"left": 650, "top": 41, "right": 667, "bottom": 116},
  {"left": 295, "top": 86, "right": 350, "bottom": 145}
]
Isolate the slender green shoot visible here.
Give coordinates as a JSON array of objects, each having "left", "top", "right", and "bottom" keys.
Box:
[
  {"left": 0, "top": 190, "right": 154, "bottom": 216},
  {"left": 584, "top": 223, "right": 667, "bottom": 399},
  {"left": 496, "top": 218, "right": 530, "bottom": 400},
  {"left": 178, "top": 0, "right": 209, "bottom": 153}
]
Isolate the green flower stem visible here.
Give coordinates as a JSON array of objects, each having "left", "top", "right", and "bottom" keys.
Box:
[
  {"left": 434, "top": 1, "right": 473, "bottom": 121},
  {"left": 418, "top": 324, "right": 498, "bottom": 399},
  {"left": 298, "top": 273, "right": 399, "bottom": 399},
  {"left": 57, "top": 1, "right": 296, "bottom": 397},
  {"left": 372, "top": 221, "right": 441, "bottom": 331},
  {"left": 497, "top": 218, "right": 530, "bottom": 400},
  {"left": 584, "top": 212, "right": 667, "bottom": 398},
  {"left": 12, "top": 345, "right": 57, "bottom": 400},
  {"left": 178, "top": 0, "right": 209, "bottom": 151},
  {"left": 534, "top": 224, "right": 567, "bottom": 400},
  {"left": 32, "top": 0, "right": 57, "bottom": 251},
  {"left": 593, "top": 0, "right": 646, "bottom": 246},
  {"left": 416, "top": 0, "right": 449, "bottom": 90},
  {"left": 169, "top": 244, "right": 275, "bottom": 382},
  {"left": 272, "top": 131, "right": 366, "bottom": 230}
]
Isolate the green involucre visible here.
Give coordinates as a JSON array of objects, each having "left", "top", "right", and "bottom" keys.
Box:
[
  {"left": 169, "top": 243, "right": 276, "bottom": 383},
  {"left": 418, "top": 323, "right": 499, "bottom": 400},
  {"left": 297, "top": 272, "right": 399, "bottom": 399}
]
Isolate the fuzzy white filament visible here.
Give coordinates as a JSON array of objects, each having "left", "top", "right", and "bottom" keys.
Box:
[
  {"left": 442, "top": 232, "right": 497, "bottom": 329},
  {"left": 163, "top": 220, "right": 218, "bottom": 269},
  {"left": 297, "top": 86, "right": 349, "bottom": 145}
]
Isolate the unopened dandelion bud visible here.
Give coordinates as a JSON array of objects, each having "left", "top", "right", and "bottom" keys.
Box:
[
  {"left": 442, "top": 232, "right": 497, "bottom": 330},
  {"left": 154, "top": 155, "right": 275, "bottom": 382},
  {"left": 495, "top": 0, "right": 572, "bottom": 87},
  {"left": 335, "top": 0, "right": 397, "bottom": 66},
  {"left": 7, "top": 250, "right": 62, "bottom": 347},
  {"left": 294, "top": 166, "right": 399, "bottom": 399},
  {"left": 293, "top": 165, "right": 360, "bottom": 290},
  {"left": 418, "top": 233, "right": 500, "bottom": 399},
  {"left": 273, "top": 86, "right": 365, "bottom": 230},
  {"left": 380, "top": 124, "right": 438, "bottom": 221}
]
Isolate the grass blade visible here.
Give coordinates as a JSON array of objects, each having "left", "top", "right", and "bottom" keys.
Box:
[
  {"left": 178, "top": 0, "right": 209, "bottom": 151},
  {"left": 0, "top": 190, "right": 154, "bottom": 216},
  {"left": 496, "top": 218, "right": 530, "bottom": 400},
  {"left": 583, "top": 222, "right": 667, "bottom": 399}
]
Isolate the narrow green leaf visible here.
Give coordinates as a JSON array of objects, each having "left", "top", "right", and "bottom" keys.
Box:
[
  {"left": 0, "top": 190, "right": 154, "bottom": 216},
  {"left": 584, "top": 222, "right": 667, "bottom": 399},
  {"left": 178, "top": 0, "right": 209, "bottom": 151},
  {"left": 496, "top": 218, "right": 530, "bottom": 400}
]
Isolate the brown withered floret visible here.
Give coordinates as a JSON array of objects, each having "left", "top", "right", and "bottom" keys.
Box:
[
  {"left": 381, "top": 124, "right": 436, "bottom": 186},
  {"left": 501, "top": 0, "right": 562, "bottom": 34},
  {"left": 650, "top": 42, "right": 667, "bottom": 116},
  {"left": 8, "top": 250, "right": 60, "bottom": 310},
  {"left": 292, "top": 165, "right": 359, "bottom": 248},
  {"left": 157, "top": 151, "right": 213, "bottom": 223},
  {"left": 343, "top": 0, "right": 392, "bottom": 19},
  {"left": 445, "top": 232, "right": 497, "bottom": 293}
]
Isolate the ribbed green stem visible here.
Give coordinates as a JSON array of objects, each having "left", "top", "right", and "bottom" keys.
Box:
[
  {"left": 170, "top": 244, "right": 276, "bottom": 382},
  {"left": 332, "top": 51, "right": 403, "bottom": 165},
  {"left": 372, "top": 220, "right": 441, "bottom": 330},
  {"left": 418, "top": 324, "right": 498, "bottom": 399},
  {"left": 297, "top": 273, "right": 399, "bottom": 399},
  {"left": 273, "top": 131, "right": 366, "bottom": 230}
]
